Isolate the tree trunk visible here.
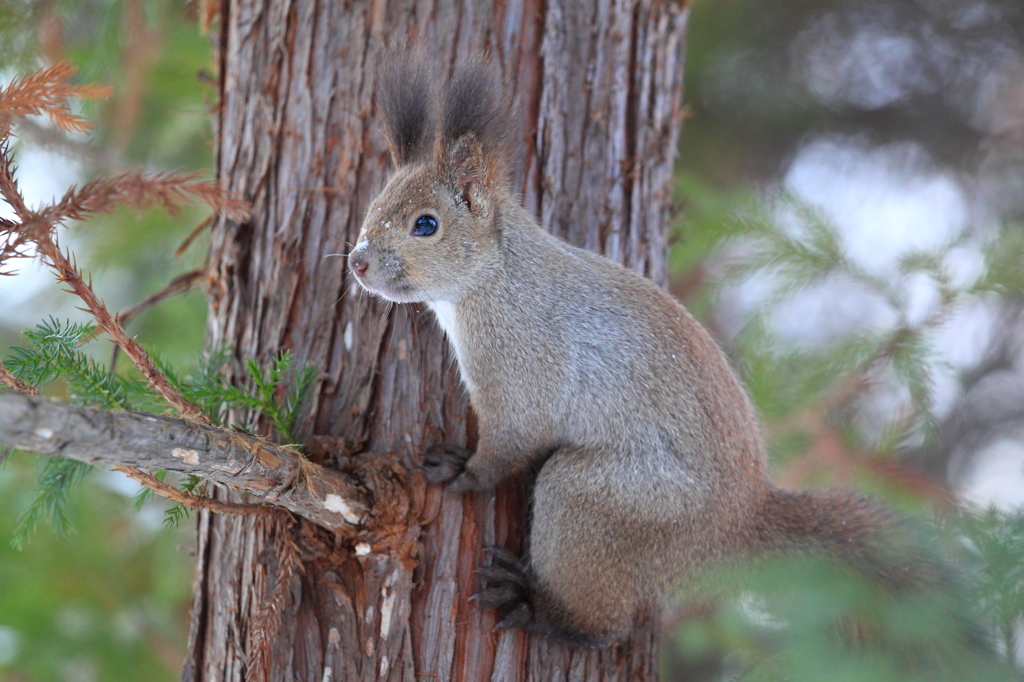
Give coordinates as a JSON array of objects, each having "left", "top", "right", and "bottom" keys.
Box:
[{"left": 184, "top": 1, "right": 689, "bottom": 680}]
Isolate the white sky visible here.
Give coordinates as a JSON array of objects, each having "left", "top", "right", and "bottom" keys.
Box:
[{"left": 1, "top": 146, "right": 82, "bottom": 319}]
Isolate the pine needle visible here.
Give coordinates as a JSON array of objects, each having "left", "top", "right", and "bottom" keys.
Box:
[
  {"left": 12, "top": 458, "right": 94, "bottom": 550},
  {"left": 0, "top": 60, "right": 111, "bottom": 132},
  {"left": 44, "top": 170, "right": 250, "bottom": 226}
]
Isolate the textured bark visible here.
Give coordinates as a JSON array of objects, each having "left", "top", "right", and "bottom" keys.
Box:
[{"left": 186, "top": 1, "right": 689, "bottom": 680}]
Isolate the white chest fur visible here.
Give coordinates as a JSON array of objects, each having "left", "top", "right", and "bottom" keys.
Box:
[{"left": 427, "top": 301, "right": 474, "bottom": 391}]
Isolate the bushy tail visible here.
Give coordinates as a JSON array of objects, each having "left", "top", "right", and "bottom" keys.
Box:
[
  {"left": 739, "top": 488, "right": 1010, "bottom": 678},
  {"left": 751, "top": 486, "right": 947, "bottom": 591}
]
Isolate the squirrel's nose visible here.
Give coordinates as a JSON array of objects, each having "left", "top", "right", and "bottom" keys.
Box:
[{"left": 350, "top": 250, "right": 369, "bottom": 277}]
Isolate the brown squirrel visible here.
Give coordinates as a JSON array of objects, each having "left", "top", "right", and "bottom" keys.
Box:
[{"left": 349, "top": 60, "right": 950, "bottom": 648}]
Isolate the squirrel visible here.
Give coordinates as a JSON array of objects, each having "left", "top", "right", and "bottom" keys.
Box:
[{"left": 348, "top": 59, "right": 958, "bottom": 648}]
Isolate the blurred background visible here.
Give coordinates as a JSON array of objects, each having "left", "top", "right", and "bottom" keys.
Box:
[
  {"left": 1, "top": 0, "right": 1024, "bottom": 681},
  {"left": 1, "top": 2, "right": 216, "bottom": 681},
  {"left": 677, "top": 0, "right": 1024, "bottom": 515}
]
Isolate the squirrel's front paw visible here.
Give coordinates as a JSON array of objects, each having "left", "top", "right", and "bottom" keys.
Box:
[{"left": 420, "top": 444, "right": 473, "bottom": 485}]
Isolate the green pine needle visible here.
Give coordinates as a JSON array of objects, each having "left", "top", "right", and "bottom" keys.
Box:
[
  {"left": 4, "top": 317, "right": 144, "bottom": 410},
  {"left": 131, "top": 470, "right": 167, "bottom": 512},
  {"left": 5, "top": 330, "right": 319, "bottom": 546},
  {"left": 163, "top": 503, "right": 191, "bottom": 530},
  {"left": 12, "top": 458, "right": 94, "bottom": 550}
]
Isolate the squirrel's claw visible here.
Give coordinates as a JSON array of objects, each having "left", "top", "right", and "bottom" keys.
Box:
[
  {"left": 482, "top": 545, "right": 524, "bottom": 570},
  {"left": 420, "top": 444, "right": 472, "bottom": 485},
  {"left": 474, "top": 546, "right": 535, "bottom": 626},
  {"left": 495, "top": 602, "right": 534, "bottom": 630},
  {"left": 475, "top": 564, "right": 529, "bottom": 588},
  {"left": 474, "top": 581, "right": 525, "bottom": 610}
]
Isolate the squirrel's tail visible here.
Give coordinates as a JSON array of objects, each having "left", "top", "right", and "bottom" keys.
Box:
[
  {"left": 742, "top": 487, "right": 1006, "bottom": 675},
  {"left": 749, "top": 486, "right": 945, "bottom": 590}
]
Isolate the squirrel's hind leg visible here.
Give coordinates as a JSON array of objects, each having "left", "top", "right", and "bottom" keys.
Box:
[{"left": 477, "top": 445, "right": 691, "bottom": 647}]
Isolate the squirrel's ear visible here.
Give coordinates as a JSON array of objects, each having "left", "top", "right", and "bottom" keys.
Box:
[
  {"left": 435, "top": 62, "right": 512, "bottom": 208},
  {"left": 441, "top": 134, "right": 488, "bottom": 211},
  {"left": 376, "top": 57, "right": 434, "bottom": 165}
]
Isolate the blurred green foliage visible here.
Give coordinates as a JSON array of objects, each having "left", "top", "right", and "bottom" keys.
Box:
[
  {"left": 667, "top": 1, "right": 1024, "bottom": 678},
  {"left": 1, "top": 2, "right": 217, "bottom": 681},
  {"left": 667, "top": 182, "right": 1024, "bottom": 678},
  {"left": 959, "top": 507, "right": 1024, "bottom": 670},
  {"left": 678, "top": 0, "right": 1024, "bottom": 191},
  {"left": 671, "top": 145, "right": 1024, "bottom": 681},
  {"left": 0, "top": 451, "right": 193, "bottom": 682},
  {"left": 669, "top": 550, "right": 1018, "bottom": 682}
]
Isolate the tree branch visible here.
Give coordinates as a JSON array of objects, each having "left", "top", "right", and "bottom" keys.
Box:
[
  {"left": 118, "top": 268, "right": 206, "bottom": 328},
  {"left": 36, "top": 238, "right": 211, "bottom": 423},
  {"left": 112, "top": 464, "right": 278, "bottom": 518},
  {"left": 0, "top": 359, "right": 37, "bottom": 396},
  {"left": 0, "top": 393, "right": 369, "bottom": 534},
  {"left": 107, "top": 268, "right": 205, "bottom": 373}
]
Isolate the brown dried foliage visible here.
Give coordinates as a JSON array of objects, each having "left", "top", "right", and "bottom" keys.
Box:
[
  {"left": 113, "top": 465, "right": 278, "bottom": 518},
  {"left": 0, "top": 61, "right": 250, "bottom": 422},
  {"left": 246, "top": 516, "right": 302, "bottom": 682},
  {"left": 0, "top": 61, "right": 111, "bottom": 134},
  {"left": 44, "top": 170, "right": 249, "bottom": 227}
]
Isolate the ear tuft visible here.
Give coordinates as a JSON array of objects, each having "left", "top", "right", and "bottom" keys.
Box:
[
  {"left": 437, "top": 61, "right": 513, "bottom": 188},
  {"left": 376, "top": 54, "right": 435, "bottom": 165}
]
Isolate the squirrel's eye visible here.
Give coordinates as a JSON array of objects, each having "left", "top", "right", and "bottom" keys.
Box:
[{"left": 412, "top": 214, "right": 438, "bottom": 237}]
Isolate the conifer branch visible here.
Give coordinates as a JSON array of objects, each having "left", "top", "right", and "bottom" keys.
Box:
[
  {"left": 0, "top": 138, "right": 31, "bottom": 220},
  {"left": 0, "top": 393, "right": 370, "bottom": 534},
  {"left": 106, "top": 268, "right": 206, "bottom": 373},
  {"left": 0, "top": 358, "right": 37, "bottom": 395},
  {"left": 175, "top": 216, "right": 213, "bottom": 257},
  {"left": 117, "top": 268, "right": 205, "bottom": 328},
  {"left": 0, "top": 60, "right": 111, "bottom": 135},
  {"left": 34, "top": 236, "right": 210, "bottom": 423},
  {"left": 0, "top": 61, "right": 251, "bottom": 424},
  {"left": 0, "top": 61, "right": 365, "bottom": 539},
  {"left": 43, "top": 170, "right": 250, "bottom": 227},
  {"left": 112, "top": 464, "right": 277, "bottom": 519}
]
